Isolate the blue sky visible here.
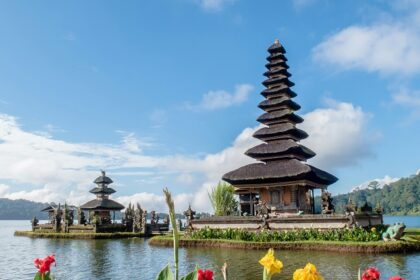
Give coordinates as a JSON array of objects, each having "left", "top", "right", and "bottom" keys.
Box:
[{"left": 0, "top": 0, "right": 419, "bottom": 212}]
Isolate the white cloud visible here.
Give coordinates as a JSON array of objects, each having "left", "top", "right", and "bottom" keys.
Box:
[
  {"left": 189, "top": 84, "right": 254, "bottom": 111},
  {"left": 149, "top": 109, "right": 167, "bottom": 128},
  {"left": 0, "top": 184, "right": 10, "bottom": 197},
  {"left": 312, "top": 3, "right": 420, "bottom": 76},
  {"left": 393, "top": 88, "right": 420, "bottom": 107},
  {"left": 392, "top": 88, "right": 420, "bottom": 122},
  {"left": 299, "top": 99, "right": 374, "bottom": 170},
  {"left": 293, "top": 0, "right": 316, "bottom": 10},
  {"left": 198, "top": 0, "right": 235, "bottom": 12},
  {"left": 0, "top": 99, "right": 374, "bottom": 212}
]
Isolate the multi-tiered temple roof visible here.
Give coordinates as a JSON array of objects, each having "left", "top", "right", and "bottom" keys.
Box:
[
  {"left": 80, "top": 171, "right": 125, "bottom": 211},
  {"left": 223, "top": 40, "right": 338, "bottom": 188}
]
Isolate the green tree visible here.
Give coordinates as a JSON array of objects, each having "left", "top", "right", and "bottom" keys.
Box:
[{"left": 208, "top": 182, "right": 238, "bottom": 216}]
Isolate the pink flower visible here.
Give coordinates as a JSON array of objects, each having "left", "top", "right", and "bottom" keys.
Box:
[
  {"left": 34, "top": 255, "right": 55, "bottom": 275},
  {"left": 198, "top": 269, "right": 213, "bottom": 280},
  {"left": 362, "top": 267, "right": 380, "bottom": 280},
  {"left": 389, "top": 277, "right": 405, "bottom": 280}
]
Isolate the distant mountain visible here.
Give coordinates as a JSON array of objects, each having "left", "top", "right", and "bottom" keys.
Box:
[
  {"left": 351, "top": 175, "right": 400, "bottom": 192},
  {"left": 0, "top": 198, "right": 49, "bottom": 220},
  {"left": 318, "top": 172, "right": 420, "bottom": 215}
]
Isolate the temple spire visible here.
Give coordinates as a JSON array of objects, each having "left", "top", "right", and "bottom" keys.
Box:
[{"left": 222, "top": 40, "right": 337, "bottom": 215}]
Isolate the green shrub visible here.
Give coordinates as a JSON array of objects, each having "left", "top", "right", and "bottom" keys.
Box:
[{"left": 189, "top": 226, "right": 384, "bottom": 242}]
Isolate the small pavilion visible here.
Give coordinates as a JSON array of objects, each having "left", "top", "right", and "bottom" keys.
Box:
[
  {"left": 80, "top": 171, "right": 125, "bottom": 224},
  {"left": 223, "top": 39, "right": 338, "bottom": 216}
]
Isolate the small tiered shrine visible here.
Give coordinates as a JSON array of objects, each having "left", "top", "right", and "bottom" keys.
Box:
[
  {"left": 223, "top": 39, "right": 338, "bottom": 216},
  {"left": 80, "top": 171, "right": 125, "bottom": 224}
]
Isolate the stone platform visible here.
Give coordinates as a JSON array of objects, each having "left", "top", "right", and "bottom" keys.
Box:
[{"left": 190, "top": 213, "right": 383, "bottom": 230}]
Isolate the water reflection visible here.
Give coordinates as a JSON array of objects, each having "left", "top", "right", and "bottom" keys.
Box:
[{"left": 1, "top": 221, "right": 419, "bottom": 279}]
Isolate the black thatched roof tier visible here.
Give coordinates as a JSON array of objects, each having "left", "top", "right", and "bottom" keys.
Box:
[
  {"left": 261, "top": 87, "right": 297, "bottom": 99},
  {"left": 265, "top": 61, "right": 289, "bottom": 69},
  {"left": 262, "top": 77, "right": 295, "bottom": 88},
  {"left": 94, "top": 171, "right": 113, "bottom": 184},
  {"left": 263, "top": 68, "right": 291, "bottom": 77},
  {"left": 266, "top": 53, "right": 288, "bottom": 62},
  {"left": 245, "top": 140, "right": 316, "bottom": 161},
  {"left": 222, "top": 159, "right": 338, "bottom": 186},
  {"left": 268, "top": 40, "right": 286, "bottom": 54},
  {"left": 258, "top": 97, "right": 301, "bottom": 111},
  {"left": 257, "top": 110, "right": 303, "bottom": 125},
  {"left": 80, "top": 199, "right": 125, "bottom": 211},
  {"left": 89, "top": 187, "right": 116, "bottom": 195},
  {"left": 254, "top": 123, "right": 308, "bottom": 141}
]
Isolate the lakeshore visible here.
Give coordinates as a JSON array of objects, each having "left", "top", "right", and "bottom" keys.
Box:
[{"left": 149, "top": 228, "right": 420, "bottom": 254}]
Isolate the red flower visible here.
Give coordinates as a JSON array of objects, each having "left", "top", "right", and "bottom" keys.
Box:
[
  {"left": 198, "top": 269, "right": 213, "bottom": 280},
  {"left": 389, "top": 277, "right": 405, "bottom": 280},
  {"left": 34, "top": 255, "right": 55, "bottom": 275},
  {"left": 362, "top": 267, "right": 380, "bottom": 280}
]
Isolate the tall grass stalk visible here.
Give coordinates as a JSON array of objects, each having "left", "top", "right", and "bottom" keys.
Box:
[{"left": 163, "top": 188, "right": 179, "bottom": 280}]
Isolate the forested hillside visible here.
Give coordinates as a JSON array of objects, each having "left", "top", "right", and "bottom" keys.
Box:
[
  {"left": 0, "top": 198, "right": 49, "bottom": 220},
  {"left": 316, "top": 173, "right": 420, "bottom": 215}
]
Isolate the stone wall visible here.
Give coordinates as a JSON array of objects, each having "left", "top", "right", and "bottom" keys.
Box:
[{"left": 190, "top": 214, "right": 383, "bottom": 231}]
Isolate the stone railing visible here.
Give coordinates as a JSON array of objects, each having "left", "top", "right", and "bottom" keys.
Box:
[{"left": 190, "top": 213, "right": 383, "bottom": 231}]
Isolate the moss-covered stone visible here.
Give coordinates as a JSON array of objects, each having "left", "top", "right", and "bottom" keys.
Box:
[
  {"left": 14, "top": 230, "right": 147, "bottom": 239},
  {"left": 149, "top": 229, "right": 420, "bottom": 253}
]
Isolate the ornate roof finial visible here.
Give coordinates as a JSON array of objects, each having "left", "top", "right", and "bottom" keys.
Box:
[
  {"left": 101, "top": 170, "right": 106, "bottom": 176},
  {"left": 274, "top": 38, "right": 280, "bottom": 45}
]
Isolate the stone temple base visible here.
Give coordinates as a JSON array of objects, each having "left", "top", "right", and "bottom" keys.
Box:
[{"left": 190, "top": 214, "right": 382, "bottom": 231}]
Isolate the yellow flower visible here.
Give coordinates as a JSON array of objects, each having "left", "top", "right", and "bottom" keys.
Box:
[
  {"left": 371, "top": 227, "right": 376, "bottom": 233},
  {"left": 259, "top": 248, "right": 283, "bottom": 277},
  {"left": 293, "top": 263, "right": 323, "bottom": 280}
]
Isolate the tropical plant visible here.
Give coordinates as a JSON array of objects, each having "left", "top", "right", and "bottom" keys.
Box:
[
  {"left": 259, "top": 249, "right": 283, "bottom": 280},
  {"left": 189, "top": 226, "right": 385, "bottom": 242},
  {"left": 33, "top": 255, "right": 55, "bottom": 280},
  {"left": 208, "top": 182, "right": 238, "bottom": 216}
]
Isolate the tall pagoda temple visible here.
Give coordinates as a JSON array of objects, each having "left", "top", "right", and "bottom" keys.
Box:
[
  {"left": 222, "top": 40, "right": 338, "bottom": 216},
  {"left": 80, "top": 171, "right": 125, "bottom": 224}
]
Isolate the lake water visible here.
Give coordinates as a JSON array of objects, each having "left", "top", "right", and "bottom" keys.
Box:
[{"left": 0, "top": 217, "right": 419, "bottom": 280}]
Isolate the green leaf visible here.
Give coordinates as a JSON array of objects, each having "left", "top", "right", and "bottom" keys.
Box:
[
  {"left": 156, "top": 265, "right": 175, "bottom": 280},
  {"left": 180, "top": 270, "right": 198, "bottom": 280},
  {"left": 34, "top": 272, "right": 52, "bottom": 280}
]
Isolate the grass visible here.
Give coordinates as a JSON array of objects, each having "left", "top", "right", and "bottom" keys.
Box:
[
  {"left": 14, "top": 230, "right": 147, "bottom": 239},
  {"left": 149, "top": 229, "right": 420, "bottom": 253}
]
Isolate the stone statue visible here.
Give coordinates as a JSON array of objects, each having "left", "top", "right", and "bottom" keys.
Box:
[
  {"left": 183, "top": 205, "right": 196, "bottom": 229},
  {"left": 133, "top": 203, "right": 143, "bottom": 233},
  {"left": 305, "top": 190, "right": 312, "bottom": 211},
  {"left": 141, "top": 210, "right": 147, "bottom": 234},
  {"left": 31, "top": 216, "right": 39, "bottom": 229},
  {"left": 257, "top": 201, "right": 269, "bottom": 217},
  {"left": 78, "top": 208, "right": 86, "bottom": 225},
  {"left": 150, "top": 211, "right": 157, "bottom": 225},
  {"left": 54, "top": 204, "right": 62, "bottom": 232},
  {"left": 123, "top": 203, "right": 134, "bottom": 231},
  {"left": 345, "top": 197, "right": 356, "bottom": 228},
  {"left": 177, "top": 218, "right": 182, "bottom": 231},
  {"left": 321, "top": 189, "right": 334, "bottom": 214},
  {"left": 382, "top": 223, "right": 406, "bottom": 241},
  {"left": 361, "top": 202, "right": 373, "bottom": 213},
  {"left": 374, "top": 202, "right": 383, "bottom": 214}
]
